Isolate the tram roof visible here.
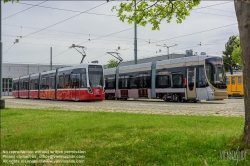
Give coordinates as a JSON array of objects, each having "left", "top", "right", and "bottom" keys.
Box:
[{"left": 104, "top": 55, "right": 221, "bottom": 72}]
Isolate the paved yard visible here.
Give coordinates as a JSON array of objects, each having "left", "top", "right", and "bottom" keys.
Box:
[{"left": 3, "top": 97, "right": 245, "bottom": 117}]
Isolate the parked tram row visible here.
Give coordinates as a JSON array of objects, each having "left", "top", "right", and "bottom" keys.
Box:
[
  {"left": 12, "top": 55, "right": 231, "bottom": 102},
  {"left": 12, "top": 64, "right": 105, "bottom": 101}
]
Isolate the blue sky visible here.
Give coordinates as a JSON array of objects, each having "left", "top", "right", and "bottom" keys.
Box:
[{"left": 2, "top": 1, "right": 238, "bottom": 65}]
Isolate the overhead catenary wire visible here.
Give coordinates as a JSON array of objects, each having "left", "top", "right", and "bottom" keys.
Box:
[
  {"left": 3, "top": 24, "right": 139, "bottom": 41},
  {"left": 22, "top": 2, "right": 108, "bottom": 38},
  {"left": 2, "top": 0, "right": 235, "bottom": 43},
  {"left": 3, "top": 44, "right": 15, "bottom": 55},
  {"left": 17, "top": 1, "right": 235, "bottom": 18},
  {"left": 2, "top": 1, "right": 47, "bottom": 20},
  {"left": 34, "top": 27, "right": 134, "bottom": 63},
  {"left": 2, "top": 1, "right": 235, "bottom": 65},
  {"left": 18, "top": 2, "right": 116, "bottom": 17},
  {"left": 37, "top": 21, "right": 236, "bottom": 64},
  {"left": 120, "top": 23, "right": 237, "bottom": 51}
]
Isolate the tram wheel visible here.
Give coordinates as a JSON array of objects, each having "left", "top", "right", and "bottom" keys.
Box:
[{"left": 162, "top": 95, "right": 167, "bottom": 101}]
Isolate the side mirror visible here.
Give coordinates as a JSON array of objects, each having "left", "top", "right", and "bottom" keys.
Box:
[
  {"left": 208, "top": 62, "right": 216, "bottom": 74},
  {"left": 224, "top": 62, "right": 233, "bottom": 75}
]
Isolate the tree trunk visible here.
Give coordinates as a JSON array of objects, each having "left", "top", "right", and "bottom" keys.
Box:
[{"left": 234, "top": 0, "right": 250, "bottom": 148}]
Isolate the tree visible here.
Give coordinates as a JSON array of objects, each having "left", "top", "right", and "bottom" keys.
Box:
[
  {"left": 112, "top": 0, "right": 200, "bottom": 30},
  {"left": 222, "top": 35, "right": 237, "bottom": 70},
  {"left": 232, "top": 37, "right": 242, "bottom": 66},
  {"left": 234, "top": 0, "right": 250, "bottom": 148},
  {"left": 113, "top": 0, "right": 250, "bottom": 148},
  {"left": 3, "top": 0, "right": 17, "bottom": 3},
  {"left": 107, "top": 59, "right": 119, "bottom": 68}
]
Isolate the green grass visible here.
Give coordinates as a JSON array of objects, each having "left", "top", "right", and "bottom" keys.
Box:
[{"left": 1, "top": 108, "right": 249, "bottom": 166}]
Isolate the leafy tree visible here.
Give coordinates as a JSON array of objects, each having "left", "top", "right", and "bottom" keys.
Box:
[
  {"left": 222, "top": 35, "right": 237, "bottom": 70},
  {"left": 232, "top": 37, "right": 242, "bottom": 66},
  {"left": 3, "top": 0, "right": 17, "bottom": 3},
  {"left": 107, "top": 59, "right": 119, "bottom": 68},
  {"left": 112, "top": 0, "right": 250, "bottom": 148},
  {"left": 112, "top": 0, "right": 200, "bottom": 30}
]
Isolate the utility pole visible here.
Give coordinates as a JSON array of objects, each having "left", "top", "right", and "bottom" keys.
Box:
[
  {"left": 134, "top": 0, "right": 137, "bottom": 64},
  {"left": 0, "top": 1, "right": 5, "bottom": 109},
  {"left": 156, "top": 44, "right": 178, "bottom": 55},
  {"left": 50, "top": 47, "right": 52, "bottom": 70}
]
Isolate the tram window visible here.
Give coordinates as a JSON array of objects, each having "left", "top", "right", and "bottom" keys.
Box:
[
  {"left": 59, "top": 76, "right": 64, "bottom": 89},
  {"left": 64, "top": 75, "right": 70, "bottom": 88},
  {"left": 81, "top": 73, "right": 87, "bottom": 88},
  {"left": 119, "top": 77, "right": 129, "bottom": 89},
  {"left": 172, "top": 74, "right": 183, "bottom": 88},
  {"left": 232, "top": 77, "right": 235, "bottom": 84},
  {"left": 30, "top": 80, "right": 34, "bottom": 90},
  {"left": 46, "top": 77, "right": 50, "bottom": 89},
  {"left": 105, "top": 77, "right": 115, "bottom": 89},
  {"left": 19, "top": 81, "right": 23, "bottom": 90},
  {"left": 22, "top": 81, "right": 24, "bottom": 90},
  {"left": 13, "top": 82, "right": 18, "bottom": 90},
  {"left": 156, "top": 75, "right": 170, "bottom": 88},
  {"left": 145, "top": 75, "right": 151, "bottom": 88},
  {"left": 206, "top": 64, "right": 214, "bottom": 84},
  {"left": 238, "top": 77, "right": 242, "bottom": 84},
  {"left": 226, "top": 77, "right": 230, "bottom": 85},
  {"left": 41, "top": 78, "right": 46, "bottom": 89},
  {"left": 13, "top": 82, "right": 15, "bottom": 90},
  {"left": 34, "top": 79, "right": 39, "bottom": 90},
  {"left": 129, "top": 76, "right": 138, "bottom": 89},
  {"left": 137, "top": 74, "right": 150, "bottom": 88},
  {"left": 22, "top": 81, "right": 27, "bottom": 90},
  {"left": 138, "top": 75, "right": 144, "bottom": 88},
  {"left": 198, "top": 67, "right": 207, "bottom": 87},
  {"left": 72, "top": 75, "right": 80, "bottom": 89},
  {"left": 50, "top": 77, "right": 55, "bottom": 89}
]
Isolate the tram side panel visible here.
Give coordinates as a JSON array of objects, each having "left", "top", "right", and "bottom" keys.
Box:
[
  {"left": 19, "top": 76, "right": 29, "bottom": 99},
  {"left": 227, "top": 75, "right": 244, "bottom": 97},
  {"left": 12, "top": 79, "right": 19, "bottom": 98},
  {"left": 29, "top": 74, "right": 40, "bottom": 99}
]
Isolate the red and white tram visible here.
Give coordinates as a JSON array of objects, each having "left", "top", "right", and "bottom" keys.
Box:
[{"left": 12, "top": 63, "right": 105, "bottom": 101}]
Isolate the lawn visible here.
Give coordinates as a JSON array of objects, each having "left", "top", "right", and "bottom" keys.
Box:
[{"left": 1, "top": 108, "right": 249, "bottom": 165}]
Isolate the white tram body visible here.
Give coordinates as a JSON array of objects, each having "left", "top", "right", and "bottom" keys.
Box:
[{"left": 104, "top": 55, "right": 228, "bottom": 102}]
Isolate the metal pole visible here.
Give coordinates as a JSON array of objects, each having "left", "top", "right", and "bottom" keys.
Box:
[
  {"left": 50, "top": 47, "right": 52, "bottom": 70},
  {"left": 27, "top": 64, "right": 29, "bottom": 75},
  {"left": 0, "top": 1, "right": 2, "bottom": 99},
  {"left": 3, "top": 78, "right": 5, "bottom": 96},
  {"left": 0, "top": 0, "right": 4, "bottom": 109},
  {"left": 7, "top": 79, "right": 9, "bottom": 96},
  {"left": 134, "top": 0, "right": 137, "bottom": 64},
  {"left": 167, "top": 47, "right": 169, "bottom": 55}
]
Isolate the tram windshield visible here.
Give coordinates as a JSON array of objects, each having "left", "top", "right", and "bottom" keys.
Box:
[
  {"left": 205, "top": 58, "right": 227, "bottom": 89},
  {"left": 88, "top": 65, "right": 104, "bottom": 88}
]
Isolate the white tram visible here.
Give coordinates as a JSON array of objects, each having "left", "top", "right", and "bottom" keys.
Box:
[{"left": 104, "top": 55, "right": 232, "bottom": 102}]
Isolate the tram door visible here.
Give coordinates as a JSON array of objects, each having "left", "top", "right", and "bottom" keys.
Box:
[
  {"left": 186, "top": 68, "right": 197, "bottom": 99},
  {"left": 71, "top": 74, "right": 80, "bottom": 100},
  {"left": 138, "top": 74, "right": 148, "bottom": 97},
  {"left": 231, "top": 77, "right": 237, "bottom": 92}
]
